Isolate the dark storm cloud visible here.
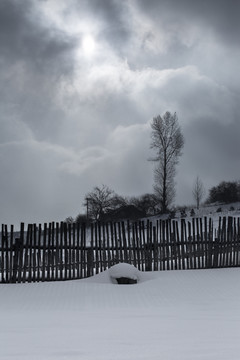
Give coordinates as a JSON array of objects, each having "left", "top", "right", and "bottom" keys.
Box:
[
  {"left": 137, "top": 0, "right": 240, "bottom": 46},
  {"left": 0, "top": 0, "right": 74, "bottom": 69},
  {"left": 0, "top": 0, "right": 78, "bottom": 142}
]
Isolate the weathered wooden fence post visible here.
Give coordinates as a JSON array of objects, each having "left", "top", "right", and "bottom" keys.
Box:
[
  {"left": 87, "top": 248, "right": 94, "bottom": 277},
  {"left": 1, "top": 225, "right": 6, "bottom": 283},
  {"left": 12, "top": 237, "right": 21, "bottom": 283}
]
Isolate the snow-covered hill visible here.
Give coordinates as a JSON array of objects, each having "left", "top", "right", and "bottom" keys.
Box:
[{"left": 145, "top": 201, "right": 240, "bottom": 227}]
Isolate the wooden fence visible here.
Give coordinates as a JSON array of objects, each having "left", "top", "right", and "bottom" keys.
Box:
[{"left": 1, "top": 216, "right": 240, "bottom": 283}]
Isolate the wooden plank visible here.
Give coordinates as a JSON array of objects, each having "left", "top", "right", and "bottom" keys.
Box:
[
  {"left": 233, "top": 218, "right": 237, "bottom": 266},
  {"left": 209, "top": 218, "right": 214, "bottom": 268},
  {"left": 9, "top": 225, "right": 14, "bottom": 282},
  {"left": 187, "top": 218, "right": 194, "bottom": 269},
  {"left": 46, "top": 223, "right": 51, "bottom": 281},
  {"left": 174, "top": 220, "right": 181, "bottom": 270},
  {"left": 81, "top": 223, "right": 86, "bottom": 278},
  {"left": 121, "top": 221, "right": 128, "bottom": 263},
  {"left": 102, "top": 222, "right": 107, "bottom": 270},
  {"left": 213, "top": 218, "right": 220, "bottom": 269},
  {"left": 13, "top": 235, "right": 23, "bottom": 284},
  {"left": 205, "top": 217, "right": 211, "bottom": 268},
  {"left": 153, "top": 226, "right": 158, "bottom": 271},
  {"left": 199, "top": 218, "right": 204, "bottom": 269},
  {"left": 28, "top": 224, "right": 33, "bottom": 282},
  {"left": 169, "top": 220, "right": 174, "bottom": 270},
  {"left": 161, "top": 221, "right": 167, "bottom": 270},
  {"left": 12, "top": 237, "right": 19, "bottom": 283},
  {"left": 221, "top": 217, "right": 227, "bottom": 267},
  {"left": 162, "top": 221, "right": 168, "bottom": 270},
  {"left": 170, "top": 221, "right": 176, "bottom": 270},
  {"left": 117, "top": 222, "right": 123, "bottom": 263},
  {"left": 22, "top": 224, "right": 30, "bottom": 283},
  {"left": 143, "top": 220, "right": 149, "bottom": 271},
  {"left": 71, "top": 222, "right": 76, "bottom": 279},
  {"left": 131, "top": 222, "right": 138, "bottom": 270},
  {"left": 87, "top": 223, "right": 93, "bottom": 277},
  {"left": 222, "top": 217, "right": 227, "bottom": 267},
  {"left": 109, "top": 222, "right": 115, "bottom": 267},
  {"left": 203, "top": 217, "right": 208, "bottom": 268},
  {"left": 137, "top": 221, "right": 142, "bottom": 271},
  {"left": 63, "top": 222, "right": 68, "bottom": 280},
  {"left": 215, "top": 217, "right": 221, "bottom": 267},
  {"left": 75, "top": 222, "right": 80, "bottom": 278},
  {"left": 59, "top": 222, "right": 64, "bottom": 281},
  {"left": 170, "top": 220, "right": 178, "bottom": 270},
  {"left": 105, "top": 222, "right": 112, "bottom": 268},
  {"left": 98, "top": 222, "right": 103, "bottom": 273},
  {"left": 127, "top": 221, "right": 135, "bottom": 267},
  {"left": 218, "top": 217, "right": 223, "bottom": 267},
  {"left": 113, "top": 222, "right": 119, "bottom": 265},
  {"left": 194, "top": 218, "right": 199, "bottom": 269},
  {"left": 230, "top": 218, "right": 235, "bottom": 266},
  {"left": 139, "top": 221, "right": 145, "bottom": 271},
  {"left": 4, "top": 225, "right": 9, "bottom": 282},
  {"left": 158, "top": 221, "right": 163, "bottom": 271},
  {"left": 167, "top": 220, "right": 173, "bottom": 270},
  {"left": 32, "top": 224, "right": 37, "bottom": 282},
  {"left": 68, "top": 223, "right": 72, "bottom": 279},
  {"left": 149, "top": 221, "right": 153, "bottom": 271},
  {"left": 196, "top": 218, "right": 201, "bottom": 269},
  {"left": 1, "top": 225, "right": 5, "bottom": 282},
  {"left": 55, "top": 222, "right": 60, "bottom": 281},
  {"left": 236, "top": 218, "right": 240, "bottom": 266},
  {"left": 37, "top": 224, "right": 42, "bottom": 282},
  {"left": 94, "top": 222, "right": 99, "bottom": 274},
  {"left": 5, "top": 225, "right": 11, "bottom": 283},
  {"left": 51, "top": 222, "right": 55, "bottom": 280},
  {"left": 227, "top": 217, "right": 233, "bottom": 267},
  {"left": 191, "top": 218, "right": 195, "bottom": 269}
]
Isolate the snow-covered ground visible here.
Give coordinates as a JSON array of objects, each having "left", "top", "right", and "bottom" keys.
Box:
[{"left": 1, "top": 264, "right": 240, "bottom": 360}]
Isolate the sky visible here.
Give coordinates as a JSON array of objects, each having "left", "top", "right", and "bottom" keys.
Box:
[{"left": 0, "top": 0, "right": 240, "bottom": 226}]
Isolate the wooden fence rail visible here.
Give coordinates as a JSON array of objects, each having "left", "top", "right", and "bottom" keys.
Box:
[{"left": 1, "top": 216, "right": 240, "bottom": 283}]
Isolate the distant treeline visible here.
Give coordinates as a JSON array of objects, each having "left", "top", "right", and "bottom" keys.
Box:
[
  {"left": 207, "top": 181, "right": 240, "bottom": 204},
  {"left": 65, "top": 180, "right": 240, "bottom": 224}
]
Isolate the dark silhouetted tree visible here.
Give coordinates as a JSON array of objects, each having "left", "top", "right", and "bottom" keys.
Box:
[
  {"left": 150, "top": 111, "right": 184, "bottom": 213},
  {"left": 207, "top": 181, "right": 240, "bottom": 204},
  {"left": 84, "top": 185, "right": 116, "bottom": 220},
  {"left": 129, "top": 193, "right": 158, "bottom": 216}
]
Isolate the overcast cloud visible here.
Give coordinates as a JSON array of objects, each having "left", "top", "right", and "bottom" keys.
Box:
[{"left": 0, "top": 0, "right": 240, "bottom": 226}]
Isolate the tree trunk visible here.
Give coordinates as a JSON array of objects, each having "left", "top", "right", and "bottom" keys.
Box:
[{"left": 162, "top": 155, "right": 167, "bottom": 213}]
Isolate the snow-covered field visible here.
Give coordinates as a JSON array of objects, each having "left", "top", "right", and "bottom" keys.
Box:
[{"left": 1, "top": 264, "right": 240, "bottom": 360}]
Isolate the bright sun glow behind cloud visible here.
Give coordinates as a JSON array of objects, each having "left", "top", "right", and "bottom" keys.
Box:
[{"left": 82, "top": 35, "right": 96, "bottom": 57}]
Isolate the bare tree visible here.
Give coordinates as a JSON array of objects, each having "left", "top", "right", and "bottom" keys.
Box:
[
  {"left": 129, "top": 193, "right": 158, "bottom": 216},
  {"left": 150, "top": 111, "right": 184, "bottom": 213},
  {"left": 84, "top": 185, "right": 116, "bottom": 220},
  {"left": 192, "top": 176, "right": 205, "bottom": 209}
]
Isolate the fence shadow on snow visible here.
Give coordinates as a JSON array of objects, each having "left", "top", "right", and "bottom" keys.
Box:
[{"left": 1, "top": 216, "right": 240, "bottom": 283}]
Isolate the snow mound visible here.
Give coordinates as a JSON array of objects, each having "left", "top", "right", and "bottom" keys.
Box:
[
  {"left": 109, "top": 263, "right": 140, "bottom": 283},
  {"left": 83, "top": 263, "right": 158, "bottom": 284}
]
